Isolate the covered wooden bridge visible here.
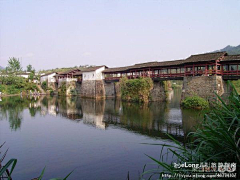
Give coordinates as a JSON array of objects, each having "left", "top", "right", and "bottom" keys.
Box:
[{"left": 103, "top": 52, "right": 240, "bottom": 81}]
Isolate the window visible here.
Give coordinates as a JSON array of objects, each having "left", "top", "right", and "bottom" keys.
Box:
[
  {"left": 223, "top": 65, "right": 228, "bottom": 71},
  {"left": 187, "top": 67, "right": 192, "bottom": 72},
  {"left": 171, "top": 69, "right": 176, "bottom": 73},
  {"left": 161, "top": 69, "right": 167, "bottom": 74},
  {"left": 181, "top": 68, "right": 185, "bottom": 73},
  {"left": 230, "top": 65, "right": 237, "bottom": 71}
]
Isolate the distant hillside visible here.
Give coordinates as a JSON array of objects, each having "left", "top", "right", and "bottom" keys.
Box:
[
  {"left": 214, "top": 45, "right": 240, "bottom": 55},
  {"left": 39, "top": 65, "right": 96, "bottom": 74},
  {"left": 0, "top": 66, "right": 4, "bottom": 70}
]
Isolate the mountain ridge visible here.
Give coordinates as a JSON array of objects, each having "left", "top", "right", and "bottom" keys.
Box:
[{"left": 214, "top": 44, "right": 240, "bottom": 55}]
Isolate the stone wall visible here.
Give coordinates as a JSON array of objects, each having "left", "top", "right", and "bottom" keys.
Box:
[
  {"left": 66, "top": 81, "right": 77, "bottom": 96},
  {"left": 80, "top": 80, "right": 105, "bottom": 98},
  {"left": 80, "top": 80, "right": 95, "bottom": 98},
  {"left": 104, "top": 82, "right": 115, "bottom": 97},
  {"left": 95, "top": 80, "right": 105, "bottom": 98},
  {"left": 104, "top": 82, "right": 121, "bottom": 98},
  {"left": 150, "top": 81, "right": 167, "bottom": 101},
  {"left": 181, "top": 75, "right": 228, "bottom": 101},
  {"left": 48, "top": 82, "right": 57, "bottom": 91},
  {"left": 115, "top": 82, "right": 121, "bottom": 97}
]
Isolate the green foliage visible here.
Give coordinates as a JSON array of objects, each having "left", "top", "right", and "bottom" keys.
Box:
[
  {"left": 232, "top": 80, "right": 240, "bottom": 94},
  {"left": 26, "top": 64, "right": 33, "bottom": 72},
  {"left": 142, "top": 82, "right": 240, "bottom": 179},
  {"left": 58, "top": 82, "right": 66, "bottom": 95},
  {"left": 70, "top": 88, "right": 77, "bottom": 96},
  {"left": 41, "top": 81, "right": 47, "bottom": 91},
  {"left": 120, "top": 77, "right": 153, "bottom": 103},
  {"left": 6, "top": 57, "right": 22, "bottom": 73},
  {"left": 181, "top": 95, "right": 209, "bottom": 109},
  {"left": 38, "top": 167, "right": 73, "bottom": 180},
  {"left": 0, "top": 75, "right": 38, "bottom": 95},
  {"left": 0, "top": 143, "right": 17, "bottom": 179}
]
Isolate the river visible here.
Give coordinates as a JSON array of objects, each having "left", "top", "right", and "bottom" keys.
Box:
[{"left": 0, "top": 89, "right": 203, "bottom": 180}]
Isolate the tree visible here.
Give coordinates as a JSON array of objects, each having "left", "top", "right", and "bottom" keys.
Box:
[
  {"left": 6, "top": 57, "right": 22, "bottom": 73},
  {"left": 27, "top": 64, "right": 33, "bottom": 72}
]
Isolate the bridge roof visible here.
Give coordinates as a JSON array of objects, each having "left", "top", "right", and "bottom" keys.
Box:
[
  {"left": 222, "top": 54, "right": 240, "bottom": 62},
  {"left": 184, "top": 51, "right": 226, "bottom": 63},
  {"left": 103, "top": 52, "right": 231, "bottom": 73}
]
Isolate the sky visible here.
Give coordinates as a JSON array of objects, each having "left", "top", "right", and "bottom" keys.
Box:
[{"left": 0, "top": 0, "right": 240, "bottom": 71}]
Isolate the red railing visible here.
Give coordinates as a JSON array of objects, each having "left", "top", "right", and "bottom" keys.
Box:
[{"left": 104, "top": 64, "right": 240, "bottom": 81}]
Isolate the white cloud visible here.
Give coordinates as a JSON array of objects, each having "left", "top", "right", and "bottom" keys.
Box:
[
  {"left": 82, "top": 52, "right": 92, "bottom": 57},
  {"left": 25, "top": 53, "right": 34, "bottom": 58}
]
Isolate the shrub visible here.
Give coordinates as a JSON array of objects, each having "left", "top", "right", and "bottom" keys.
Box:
[
  {"left": 58, "top": 82, "right": 66, "bottom": 95},
  {"left": 120, "top": 77, "right": 153, "bottom": 103},
  {"left": 181, "top": 95, "right": 209, "bottom": 109},
  {"left": 41, "top": 81, "right": 47, "bottom": 91}
]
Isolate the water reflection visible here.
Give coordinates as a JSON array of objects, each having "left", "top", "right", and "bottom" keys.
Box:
[
  {"left": 0, "top": 96, "right": 40, "bottom": 130},
  {"left": 0, "top": 90, "right": 203, "bottom": 142}
]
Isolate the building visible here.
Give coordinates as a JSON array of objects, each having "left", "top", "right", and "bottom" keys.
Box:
[
  {"left": 40, "top": 72, "right": 56, "bottom": 83},
  {"left": 81, "top": 66, "right": 107, "bottom": 81}
]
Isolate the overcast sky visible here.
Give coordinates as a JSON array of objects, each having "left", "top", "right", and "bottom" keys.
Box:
[{"left": 0, "top": 0, "right": 240, "bottom": 70}]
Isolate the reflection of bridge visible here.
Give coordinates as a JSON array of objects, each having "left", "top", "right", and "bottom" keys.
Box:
[
  {"left": 104, "top": 114, "right": 185, "bottom": 142},
  {"left": 103, "top": 52, "right": 240, "bottom": 81}
]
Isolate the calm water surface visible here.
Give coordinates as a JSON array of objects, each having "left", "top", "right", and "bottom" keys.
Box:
[{"left": 0, "top": 90, "right": 202, "bottom": 180}]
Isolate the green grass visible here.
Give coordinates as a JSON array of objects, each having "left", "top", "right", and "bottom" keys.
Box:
[{"left": 232, "top": 80, "right": 240, "bottom": 94}]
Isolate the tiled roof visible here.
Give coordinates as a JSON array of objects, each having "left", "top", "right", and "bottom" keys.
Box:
[
  {"left": 73, "top": 71, "right": 82, "bottom": 76},
  {"left": 103, "top": 66, "right": 132, "bottom": 73},
  {"left": 40, "top": 72, "right": 56, "bottom": 77},
  {"left": 222, "top": 54, "right": 240, "bottom": 61},
  {"left": 103, "top": 52, "right": 229, "bottom": 73},
  {"left": 184, "top": 52, "right": 227, "bottom": 63},
  {"left": 57, "top": 69, "right": 80, "bottom": 75},
  {"left": 81, "top": 66, "right": 107, "bottom": 72}
]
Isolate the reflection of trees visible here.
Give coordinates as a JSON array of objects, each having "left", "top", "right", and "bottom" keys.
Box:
[
  {"left": 181, "top": 109, "right": 204, "bottom": 141},
  {"left": 103, "top": 99, "right": 185, "bottom": 141},
  {"left": 0, "top": 96, "right": 41, "bottom": 130}
]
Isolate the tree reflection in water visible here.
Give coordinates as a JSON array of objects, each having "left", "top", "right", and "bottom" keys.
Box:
[
  {"left": 0, "top": 91, "right": 203, "bottom": 142},
  {"left": 0, "top": 96, "right": 41, "bottom": 130}
]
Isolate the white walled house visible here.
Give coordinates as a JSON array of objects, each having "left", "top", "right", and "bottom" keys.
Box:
[
  {"left": 82, "top": 66, "right": 107, "bottom": 81},
  {"left": 40, "top": 72, "right": 56, "bottom": 83}
]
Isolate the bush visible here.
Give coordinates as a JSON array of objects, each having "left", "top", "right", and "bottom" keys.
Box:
[
  {"left": 120, "top": 77, "right": 153, "bottom": 103},
  {"left": 0, "top": 75, "right": 39, "bottom": 95},
  {"left": 181, "top": 95, "right": 209, "bottom": 109},
  {"left": 58, "top": 82, "right": 66, "bottom": 95},
  {"left": 41, "top": 81, "right": 47, "bottom": 91}
]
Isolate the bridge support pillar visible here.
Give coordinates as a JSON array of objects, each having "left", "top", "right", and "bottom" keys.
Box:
[
  {"left": 150, "top": 81, "right": 169, "bottom": 101},
  {"left": 181, "top": 75, "right": 230, "bottom": 102},
  {"left": 104, "top": 82, "right": 121, "bottom": 98}
]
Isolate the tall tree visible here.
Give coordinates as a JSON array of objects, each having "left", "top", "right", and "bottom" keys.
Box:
[
  {"left": 27, "top": 64, "right": 33, "bottom": 72},
  {"left": 6, "top": 57, "right": 22, "bottom": 73}
]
